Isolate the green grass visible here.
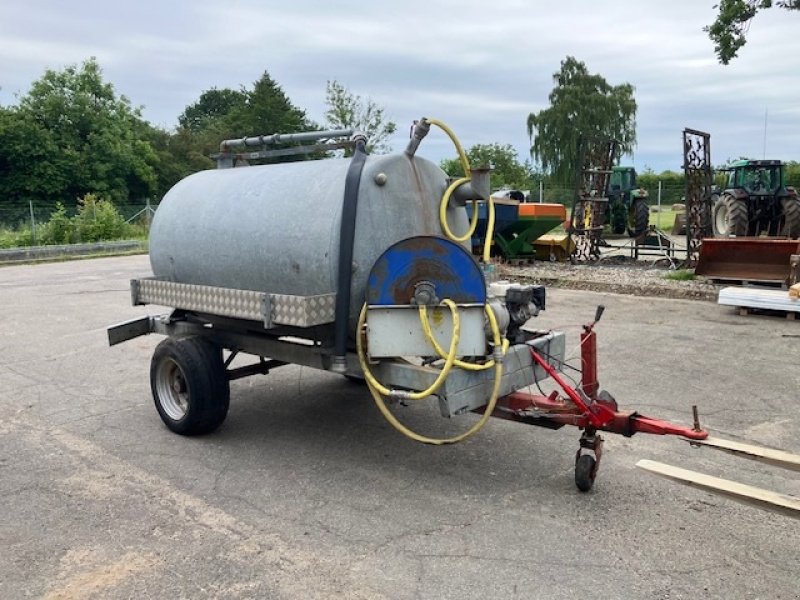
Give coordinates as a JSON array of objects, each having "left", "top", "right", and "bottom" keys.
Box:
[{"left": 663, "top": 269, "right": 695, "bottom": 281}]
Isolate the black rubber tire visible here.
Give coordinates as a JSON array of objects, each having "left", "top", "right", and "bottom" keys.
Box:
[
  {"left": 150, "top": 336, "right": 230, "bottom": 435},
  {"left": 611, "top": 207, "right": 626, "bottom": 235},
  {"left": 780, "top": 196, "right": 800, "bottom": 238},
  {"left": 712, "top": 194, "right": 748, "bottom": 237},
  {"left": 575, "top": 454, "right": 596, "bottom": 493},
  {"left": 627, "top": 199, "right": 650, "bottom": 237}
]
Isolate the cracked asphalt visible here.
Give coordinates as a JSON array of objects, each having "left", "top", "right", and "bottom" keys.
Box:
[{"left": 1, "top": 255, "right": 798, "bottom": 599}]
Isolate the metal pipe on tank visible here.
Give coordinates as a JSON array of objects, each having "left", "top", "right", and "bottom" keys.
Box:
[{"left": 219, "top": 129, "right": 355, "bottom": 152}]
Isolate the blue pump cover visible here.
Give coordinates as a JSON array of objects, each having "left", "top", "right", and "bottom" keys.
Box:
[{"left": 366, "top": 236, "right": 486, "bottom": 305}]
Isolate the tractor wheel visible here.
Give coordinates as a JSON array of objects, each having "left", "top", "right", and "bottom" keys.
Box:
[
  {"left": 611, "top": 207, "right": 626, "bottom": 235},
  {"left": 627, "top": 199, "right": 650, "bottom": 238},
  {"left": 712, "top": 194, "right": 748, "bottom": 237},
  {"left": 780, "top": 196, "right": 800, "bottom": 238}
]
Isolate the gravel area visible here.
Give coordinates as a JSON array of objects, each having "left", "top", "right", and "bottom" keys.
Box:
[{"left": 499, "top": 257, "right": 722, "bottom": 301}]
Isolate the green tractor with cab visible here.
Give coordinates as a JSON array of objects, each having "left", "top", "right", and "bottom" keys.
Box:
[
  {"left": 712, "top": 159, "right": 800, "bottom": 238},
  {"left": 607, "top": 166, "right": 650, "bottom": 237}
]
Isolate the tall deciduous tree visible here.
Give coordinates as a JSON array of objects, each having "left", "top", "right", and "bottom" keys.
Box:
[
  {"left": 706, "top": 0, "right": 799, "bottom": 64},
  {"left": 0, "top": 58, "right": 157, "bottom": 211},
  {"left": 527, "top": 57, "right": 637, "bottom": 186},
  {"left": 324, "top": 80, "right": 396, "bottom": 155},
  {"left": 440, "top": 143, "right": 534, "bottom": 191}
]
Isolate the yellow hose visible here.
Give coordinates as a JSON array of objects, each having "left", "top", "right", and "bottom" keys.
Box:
[
  {"left": 426, "top": 118, "right": 495, "bottom": 263},
  {"left": 439, "top": 177, "right": 479, "bottom": 242},
  {"left": 426, "top": 118, "right": 470, "bottom": 176},
  {"left": 358, "top": 300, "right": 461, "bottom": 400},
  {"left": 482, "top": 196, "right": 495, "bottom": 263},
  {"left": 357, "top": 299, "right": 507, "bottom": 446},
  {"left": 419, "top": 304, "right": 507, "bottom": 371}
]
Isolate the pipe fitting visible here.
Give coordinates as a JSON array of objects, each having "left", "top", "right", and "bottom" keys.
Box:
[{"left": 405, "top": 118, "right": 431, "bottom": 158}]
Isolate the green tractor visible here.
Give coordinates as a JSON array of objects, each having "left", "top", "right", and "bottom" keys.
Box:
[
  {"left": 712, "top": 160, "right": 800, "bottom": 238},
  {"left": 607, "top": 166, "right": 650, "bottom": 237}
]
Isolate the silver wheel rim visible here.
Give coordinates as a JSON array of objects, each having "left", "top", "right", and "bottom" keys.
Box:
[
  {"left": 715, "top": 203, "right": 728, "bottom": 236},
  {"left": 156, "top": 358, "right": 189, "bottom": 421}
]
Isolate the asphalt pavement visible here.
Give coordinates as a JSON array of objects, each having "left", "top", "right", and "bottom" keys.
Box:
[{"left": 1, "top": 255, "right": 798, "bottom": 599}]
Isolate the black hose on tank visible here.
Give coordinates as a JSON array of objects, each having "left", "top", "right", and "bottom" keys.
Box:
[{"left": 332, "top": 139, "right": 368, "bottom": 373}]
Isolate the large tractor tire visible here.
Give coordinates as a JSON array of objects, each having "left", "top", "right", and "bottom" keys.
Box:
[
  {"left": 780, "top": 196, "right": 800, "bottom": 238},
  {"left": 627, "top": 198, "right": 650, "bottom": 238},
  {"left": 610, "top": 205, "right": 626, "bottom": 234},
  {"left": 712, "top": 194, "right": 749, "bottom": 237}
]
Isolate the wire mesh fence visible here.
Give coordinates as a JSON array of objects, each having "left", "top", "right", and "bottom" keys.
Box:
[
  {"left": 512, "top": 182, "right": 686, "bottom": 206},
  {"left": 0, "top": 199, "right": 159, "bottom": 249}
]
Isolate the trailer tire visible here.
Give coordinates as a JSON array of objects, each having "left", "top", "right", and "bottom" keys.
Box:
[
  {"left": 627, "top": 199, "right": 650, "bottom": 238},
  {"left": 575, "top": 454, "right": 596, "bottom": 492},
  {"left": 780, "top": 196, "right": 800, "bottom": 238},
  {"left": 150, "top": 336, "right": 230, "bottom": 435},
  {"left": 712, "top": 194, "right": 748, "bottom": 237}
]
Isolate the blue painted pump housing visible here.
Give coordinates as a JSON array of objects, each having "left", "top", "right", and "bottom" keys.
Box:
[{"left": 366, "top": 236, "right": 486, "bottom": 306}]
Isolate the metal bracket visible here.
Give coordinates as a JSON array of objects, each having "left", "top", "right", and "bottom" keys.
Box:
[
  {"left": 130, "top": 279, "right": 141, "bottom": 306},
  {"left": 261, "top": 295, "right": 273, "bottom": 329}
]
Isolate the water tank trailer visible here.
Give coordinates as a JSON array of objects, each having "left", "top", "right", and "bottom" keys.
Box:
[{"left": 108, "top": 120, "right": 800, "bottom": 503}]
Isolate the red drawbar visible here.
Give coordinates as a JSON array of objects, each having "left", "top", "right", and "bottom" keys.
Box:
[{"left": 496, "top": 342, "right": 709, "bottom": 440}]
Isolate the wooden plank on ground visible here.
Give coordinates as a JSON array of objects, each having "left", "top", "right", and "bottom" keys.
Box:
[
  {"left": 636, "top": 459, "right": 800, "bottom": 520},
  {"left": 682, "top": 437, "right": 800, "bottom": 472}
]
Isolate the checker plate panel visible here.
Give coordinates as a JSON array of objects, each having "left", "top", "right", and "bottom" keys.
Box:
[{"left": 133, "top": 278, "right": 335, "bottom": 328}]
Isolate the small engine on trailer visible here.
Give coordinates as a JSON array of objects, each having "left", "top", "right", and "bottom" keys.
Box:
[{"left": 485, "top": 282, "right": 546, "bottom": 344}]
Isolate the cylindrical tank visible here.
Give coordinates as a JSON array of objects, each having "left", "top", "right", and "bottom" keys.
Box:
[{"left": 149, "top": 153, "right": 470, "bottom": 332}]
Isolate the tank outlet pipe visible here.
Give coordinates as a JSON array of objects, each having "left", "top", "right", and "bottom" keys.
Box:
[
  {"left": 219, "top": 129, "right": 355, "bottom": 152},
  {"left": 405, "top": 119, "right": 431, "bottom": 158},
  {"left": 332, "top": 137, "right": 369, "bottom": 373},
  {"left": 450, "top": 166, "right": 492, "bottom": 206}
]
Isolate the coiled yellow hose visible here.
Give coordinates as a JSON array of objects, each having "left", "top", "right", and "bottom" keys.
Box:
[
  {"left": 419, "top": 304, "right": 508, "bottom": 371},
  {"left": 356, "top": 299, "right": 506, "bottom": 445},
  {"left": 426, "top": 118, "right": 495, "bottom": 263}
]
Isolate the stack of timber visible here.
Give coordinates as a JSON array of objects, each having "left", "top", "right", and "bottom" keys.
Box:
[{"left": 718, "top": 286, "right": 800, "bottom": 320}]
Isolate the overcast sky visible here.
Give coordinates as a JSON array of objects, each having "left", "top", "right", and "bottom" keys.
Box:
[{"left": 1, "top": 1, "right": 798, "bottom": 173}]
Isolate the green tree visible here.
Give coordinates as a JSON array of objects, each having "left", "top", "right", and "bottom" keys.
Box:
[
  {"left": 440, "top": 143, "right": 534, "bottom": 190},
  {"left": 527, "top": 57, "right": 637, "bottom": 186},
  {"left": 324, "top": 80, "right": 396, "bottom": 154},
  {"left": 0, "top": 58, "right": 157, "bottom": 213},
  {"left": 178, "top": 87, "right": 246, "bottom": 132},
  {"left": 706, "top": 0, "right": 799, "bottom": 64},
  {"left": 173, "top": 72, "right": 317, "bottom": 168}
]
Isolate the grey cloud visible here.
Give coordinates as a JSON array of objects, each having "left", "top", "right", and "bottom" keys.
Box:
[{"left": 0, "top": 0, "right": 798, "bottom": 171}]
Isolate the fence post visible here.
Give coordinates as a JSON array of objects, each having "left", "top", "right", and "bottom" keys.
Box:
[
  {"left": 29, "top": 200, "right": 37, "bottom": 245},
  {"left": 145, "top": 197, "right": 152, "bottom": 232},
  {"left": 539, "top": 180, "right": 543, "bottom": 203},
  {"left": 657, "top": 180, "right": 662, "bottom": 230}
]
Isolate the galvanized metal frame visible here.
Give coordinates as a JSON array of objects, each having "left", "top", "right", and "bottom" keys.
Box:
[{"left": 107, "top": 312, "right": 567, "bottom": 417}]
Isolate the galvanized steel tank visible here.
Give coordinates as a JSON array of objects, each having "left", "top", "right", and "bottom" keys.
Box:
[{"left": 149, "top": 154, "right": 470, "bottom": 330}]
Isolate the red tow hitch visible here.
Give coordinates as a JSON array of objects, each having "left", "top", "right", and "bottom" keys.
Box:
[{"left": 491, "top": 305, "right": 708, "bottom": 492}]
